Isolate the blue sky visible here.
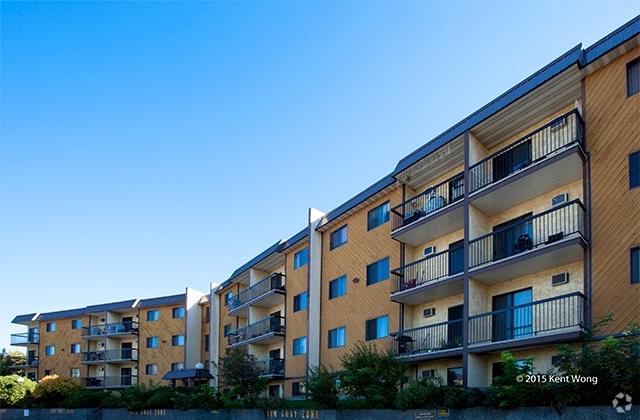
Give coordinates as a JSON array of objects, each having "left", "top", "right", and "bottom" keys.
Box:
[{"left": 1, "top": 1, "right": 638, "bottom": 350}]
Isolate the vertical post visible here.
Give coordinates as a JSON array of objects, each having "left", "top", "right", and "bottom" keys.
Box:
[{"left": 462, "top": 130, "right": 471, "bottom": 388}]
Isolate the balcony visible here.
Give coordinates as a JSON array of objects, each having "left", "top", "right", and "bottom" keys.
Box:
[
  {"left": 390, "top": 319, "right": 463, "bottom": 362},
  {"left": 81, "top": 348, "right": 139, "bottom": 364},
  {"left": 390, "top": 248, "right": 464, "bottom": 305},
  {"left": 229, "top": 273, "right": 286, "bottom": 318},
  {"left": 81, "top": 321, "right": 139, "bottom": 340},
  {"left": 391, "top": 172, "right": 465, "bottom": 247},
  {"left": 469, "top": 109, "right": 585, "bottom": 216},
  {"left": 469, "top": 200, "right": 586, "bottom": 284},
  {"left": 256, "top": 357, "right": 285, "bottom": 378},
  {"left": 84, "top": 375, "right": 138, "bottom": 389},
  {"left": 10, "top": 332, "right": 39, "bottom": 346},
  {"left": 469, "top": 292, "right": 586, "bottom": 353},
  {"left": 227, "top": 315, "right": 285, "bottom": 348},
  {"left": 9, "top": 356, "right": 38, "bottom": 369}
]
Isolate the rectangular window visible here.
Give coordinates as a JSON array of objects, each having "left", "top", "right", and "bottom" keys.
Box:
[
  {"left": 44, "top": 369, "right": 54, "bottom": 376},
  {"left": 225, "top": 291, "right": 233, "bottom": 306},
  {"left": 46, "top": 322, "right": 56, "bottom": 332},
  {"left": 292, "top": 382, "right": 303, "bottom": 397},
  {"left": 45, "top": 346, "right": 55, "bottom": 356},
  {"left": 224, "top": 324, "right": 231, "bottom": 337},
  {"left": 328, "top": 327, "right": 346, "bottom": 348},
  {"left": 146, "top": 337, "right": 159, "bottom": 348},
  {"left": 366, "top": 257, "right": 389, "bottom": 285},
  {"left": 27, "top": 372, "right": 37, "bottom": 381},
  {"left": 330, "top": 225, "right": 348, "bottom": 250},
  {"left": 329, "top": 275, "right": 347, "bottom": 299},
  {"left": 293, "top": 292, "right": 308, "bottom": 312},
  {"left": 70, "top": 343, "right": 81, "bottom": 354},
  {"left": 293, "top": 337, "right": 307, "bottom": 356},
  {"left": 172, "top": 363, "right": 184, "bottom": 371},
  {"left": 172, "top": 307, "right": 185, "bottom": 318},
  {"left": 492, "top": 288, "right": 533, "bottom": 341},
  {"left": 205, "top": 306, "right": 210, "bottom": 324},
  {"left": 627, "top": 56, "right": 640, "bottom": 97},
  {"left": 172, "top": 335, "right": 185, "bottom": 346},
  {"left": 630, "top": 151, "right": 640, "bottom": 189},
  {"left": 447, "top": 367, "right": 463, "bottom": 387},
  {"left": 146, "top": 364, "right": 158, "bottom": 375},
  {"left": 367, "top": 201, "right": 390, "bottom": 231},
  {"left": 70, "top": 368, "right": 80, "bottom": 378},
  {"left": 365, "top": 315, "right": 388, "bottom": 341},
  {"left": 147, "top": 310, "right": 159, "bottom": 321},
  {"left": 204, "top": 335, "right": 210, "bottom": 352},
  {"left": 294, "top": 248, "right": 309, "bottom": 269},
  {"left": 632, "top": 247, "right": 639, "bottom": 284},
  {"left": 71, "top": 319, "right": 82, "bottom": 330}
]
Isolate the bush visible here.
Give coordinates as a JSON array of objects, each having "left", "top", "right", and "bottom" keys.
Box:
[
  {"left": 61, "top": 389, "right": 108, "bottom": 408},
  {"left": 396, "top": 375, "right": 484, "bottom": 410},
  {"left": 0, "top": 375, "right": 36, "bottom": 407},
  {"left": 32, "top": 375, "right": 82, "bottom": 408},
  {"left": 305, "top": 365, "right": 339, "bottom": 409},
  {"left": 218, "top": 349, "right": 268, "bottom": 407},
  {"left": 485, "top": 352, "right": 551, "bottom": 409}
]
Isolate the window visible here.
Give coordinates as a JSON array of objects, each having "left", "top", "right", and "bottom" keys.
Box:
[
  {"left": 630, "top": 151, "right": 640, "bottom": 189},
  {"left": 172, "top": 363, "right": 184, "bottom": 371},
  {"left": 70, "top": 343, "right": 81, "bottom": 354},
  {"left": 147, "top": 310, "right": 159, "bottom": 321},
  {"left": 627, "top": 56, "right": 640, "bottom": 97},
  {"left": 447, "top": 367, "right": 463, "bottom": 387},
  {"left": 293, "top": 292, "right": 308, "bottom": 312},
  {"left": 269, "top": 385, "right": 280, "bottom": 398},
  {"left": 367, "top": 201, "right": 390, "bottom": 231},
  {"left": 46, "top": 322, "right": 56, "bottom": 332},
  {"left": 328, "top": 327, "right": 346, "bottom": 348},
  {"left": 45, "top": 346, "right": 55, "bottom": 356},
  {"left": 365, "top": 315, "right": 388, "bottom": 341},
  {"left": 294, "top": 248, "right": 309, "bottom": 269},
  {"left": 70, "top": 368, "right": 80, "bottom": 378},
  {"left": 44, "top": 370, "right": 54, "bottom": 376},
  {"left": 27, "top": 372, "right": 37, "bottom": 381},
  {"left": 330, "top": 225, "right": 348, "bottom": 250},
  {"left": 329, "top": 275, "right": 347, "bottom": 299},
  {"left": 205, "top": 306, "right": 210, "bottom": 324},
  {"left": 632, "top": 247, "right": 640, "bottom": 284},
  {"left": 204, "top": 335, "right": 210, "bottom": 352},
  {"left": 146, "top": 364, "right": 158, "bottom": 375},
  {"left": 293, "top": 337, "right": 307, "bottom": 356},
  {"left": 71, "top": 319, "right": 82, "bottom": 330},
  {"left": 172, "top": 307, "right": 185, "bottom": 318},
  {"left": 366, "top": 257, "right": 389, "bottom": 285},
  {"left": 224, "top": 324, "right": 231, "bottom": 337},
  {"left": 146, "top": 337, "right": 159, "bottom": 348},
  {"left": 225, "top": 291, "right": 233, "bottom": 306},
  {"left": 492, "top": 288, "right": 533, "bottom": 341},
  {"left": 292, "top": 382, "right": 304, "bottom": 397},
  {"left": 172, "top": 335, "right": 185, "bottom": 346}
]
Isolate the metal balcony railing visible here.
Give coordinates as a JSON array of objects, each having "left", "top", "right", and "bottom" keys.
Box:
[
  {"left": 256, "top": 358, "right": 285, "bottom": 377},
  {"left": 391, "top": 248, "right": 464, "bottom": 294},
  {"left": 248, "top": 315, "right": 286, "bottom": 338},
  {"left": 84, "top": 375, "right": 138, "bottom": 388},
  {"left": 469, "top": 109, "right": 584, "bottom": 193},
  {"left": 390, "top": 319, "right": 463, "bottom": 356},
  {"left": 81, "top": 348, "right": 139, "bottom": 362},
  {"left": 227, "top": 326, "right": 248, "bottom": 347},
  {"left": 468, "top": 292, "right": 586, "bottom": 345},
  {"left": 229, "top": 288, "right": 250, "bottom": 310},
  {"left": 469, "top": 200, "right": 586, "bottom": 268},
  {"left": 9, "top": 356, "right": 39, "bottom": 368},
  {"left": 81, "top": 321, "right": 139, "bottom": 338},
  {"left": 229, "top": 274, "right": 286, "bottom": 311},
  {"left": 10, "top": 332, "right": 39, "bottom": 345},
  {"left": 391, "top": 172, "right": 464, "bottom": 230}
]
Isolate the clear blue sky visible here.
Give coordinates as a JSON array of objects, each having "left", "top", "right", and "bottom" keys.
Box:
[{"left": 1, "top": 1, "right": 638, "bottom": 350}]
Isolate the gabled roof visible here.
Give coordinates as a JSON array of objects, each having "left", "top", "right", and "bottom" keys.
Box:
[{"left": 137, "top": 293, "right": 186, "bottom": 309}]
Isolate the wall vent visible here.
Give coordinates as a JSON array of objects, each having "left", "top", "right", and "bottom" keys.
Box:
[{"left": 552, "top": 273, "right": 569, "bottom": 286}]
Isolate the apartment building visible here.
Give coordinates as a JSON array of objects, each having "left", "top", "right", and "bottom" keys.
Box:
[
  {"left": 213, "top": 16, "right": 639, "bottom": 395},
  {"left": 10, "top": 289, "right": 207, "bottom": 389}
]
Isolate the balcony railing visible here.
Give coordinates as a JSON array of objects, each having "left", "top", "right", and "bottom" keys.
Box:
[
  {"left": 469, "top": 200, "right": 585, "bottom": 269},
  {"left": 229, "top": 288, "right": 250, "bottom": 310},
  {"left": 469, "top": 292, "right": 586, "bottom": 345},
  {"left": 227, "top": 315, "right": 286, "bottom": 347},
  {"left": 391, "top": 248, "right": 464, "bottom": 294},
  {"left": 227, "top": 326, "right": 248, "bottom": 347},
  {"left": 84, "top": 375, "right": 138, "bottom": 388},
  {"left": 10, "top": 332, "right": 39, "bottom": 345},
  {"left": 81, "top": 348, "right": 139, "bottom": 363},
  {"left": 81, "top": 321, "right": 139, "bottom": 338},
  {"left": 391, "top": 172, "right": 464, "bottom": 230},
  {"left": 469, "top": 109, "right": 584, "bottom": 193},
  {"left": 256, "top": 358, "right": 285, "bottom": 377},
  {"left": 229, "top": 273, "right": 286, "bottom": 310},
  {"left": 10, "top": 356, "right": 39, "bottom": 369},
  {"left": 391, "top": 319, "right": 463, "bottom": 356}
]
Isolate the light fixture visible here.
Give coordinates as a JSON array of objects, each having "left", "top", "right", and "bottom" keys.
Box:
[{"left": 352, "top": 278, "right": 360, "bottom": 283}]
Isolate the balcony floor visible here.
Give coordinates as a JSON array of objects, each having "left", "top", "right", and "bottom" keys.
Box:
[{"left": 468, "top": 328, "right": 583, "bottom": 355}]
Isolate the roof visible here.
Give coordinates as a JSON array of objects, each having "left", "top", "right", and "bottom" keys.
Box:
[
  {"left": 11, "top": 313, "right": 38, "bottom": 324},
  {"left": 84, "top": 299, "right": 138, "bottom": 313},
  {"left": 137, "top": 294, "right": 186, "bottom": 309},
  {"left": 277, "top": 227, "right": 308, "bottom": 253},
  {"left": 225, "top": 239, "right": 284, "bottom": 282},
  {"left": 39, "top": 308, "right": 86, "bottom": 321},
  {"left": 583, "top": 15, "right": 640, "bottom": 65},
  {"left": 161, "top": 369, "right": 214, "bottom": 380}
]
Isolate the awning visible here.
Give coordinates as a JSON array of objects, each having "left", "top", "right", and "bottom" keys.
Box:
[{"left": 161, "top": 369, "right": 214, "bottom": 380}]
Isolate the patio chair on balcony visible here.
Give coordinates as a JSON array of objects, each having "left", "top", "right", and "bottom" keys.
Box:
[
  {"left": 514, "top": 234, "right": 533, "bottom": 253},
  {"left": 394, "top": 335, "right": 414, "bottom": 355}
]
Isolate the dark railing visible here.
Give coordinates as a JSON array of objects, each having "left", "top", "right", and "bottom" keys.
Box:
[
  {"left": 227, "top": 326, "right": 248, "bottom": 347},
  {"left": 85, "top": 375, "right": 138, "bottom": 388},
  {"left": 391, "top": 172, "right": 464, "bottom": 230},
  {"left": 10, "top": 332, "right": 39, "bottom": 345},
  {"left": 10, "top": 356, "right": 38, "bottom": 368},
  {"left": 256, "top": 358, "right": 285, "bottom": 377},
  {"left": 469, "top": 292, "right": 586, "bottom": 345},
  {"left": 390, "top": 319, "right": 463, "bottom": 356},
  {"left": 391, "top": 248, "right": 464, "bottom": 294},
  {"left": 81, "top": 321, "right": 139, "bottom": 338},
  {"left": 249, "top": 315, "right": 286, "bottom": 338},
  {"left": 469, "top": 109, "right": 584, "bottom": 193},
  {"left": 81, "top": 348, "right": 139, "bottom": 362},
  {"left": 469, "top": 200, "right": 585, "bottom": 268},
  {"left": 229, "top": 274, "right": 286, "bottom": 311}
]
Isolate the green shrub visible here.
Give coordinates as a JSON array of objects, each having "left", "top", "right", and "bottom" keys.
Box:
[
  {"left": 0, "top": 375, "right": 36, "bottom": 407},
  {"left": 305, "top": 365, "right": 339, "bottom": 409},
  {"left": 61, "top": 389, "right": 108, "bottom": 408},
  {"left": 218, "top": 349, "right": 268, "bottom": 407},
  {"left": 395, "top": 375, "right": 482, "bottom": 410},
  {"left": 32, "top": 375, "right": 82, "bottom": 408}
]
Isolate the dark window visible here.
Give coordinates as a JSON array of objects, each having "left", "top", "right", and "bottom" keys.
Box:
[
  {"left": 294, "top": 248, "right": 309, "bottom": 269},
  {"left": 493, "top": 139, "right": 532, "bottom": 183},
  {"left": 146, "top": 337, "right": 158, "bottom": 348},
  {"left": 172, "top": 307, "right": 185, "bottom": 318},
  {"left": 147, "top": 310, "right": 159, "bottom": 321},
  {"left": 46, "top": 322, "right": 56, "bottom": 332},
  {"left": 493, "top": 213, "right": 533, "bottom": 261},
  {"left": 630, "top": 151, "right": 640, "bottom": 189},
  {"left": 70, "top": 343, "right": 81, "bottom": 354},
  {"left": 172, "top": 363, "right": 184, "bottom": 371},
  {"left": 329, "top": 276, "right": 347, "bottom": 299},
  {"left": 146, "top": 364, "right": 158, "bottom": 375},
  {"left": 492, "top": 288, "right": 532, "bottom": 341},
  {"left": 44, "top": 369, "right": 53, "bottom": 376},
  {"left": 204, "top": 334, "right": 210, "bottom": 352},
  {"left": 330, "top": 225, "right": 348, "bottom": 250},
  {"left": 365, "top": 315, "right": 388, "bottom": 341},
  {"left": 71, "top": 319, "right": 82, "bottom": 329},
  {"left": 205, "top": 306, "right": 210, "bottom": 324},
  {"left": 447, "top": 367, "right": 463, "bottom": 387},
  {"left": 172, "top": 335, "right": 185, "bottom": 346},
  {"left": 632, "top": 247, "right": 639, "bottom": 284},
  {"left": 328, "top": 327, "right": 346, "bottom": 348},
  {"left": 366, "top": 257, "right": 389, "bottom": 285},
  {"left": 269, "top": 385, "right": 280, "bottom": 398},
  {"left": 293, "top": 292, "right": 308, "bottom": 312},
  {"left": 293, "top": 337, "right": 306, "bottom": 355},
  {"left": 627, "top": 57, "right": 640, "bottom": 97},
  {"left": 224, "top": 324, "right": 231, "bottom": 337},
  {"left": 292, "top": 382, "right": 302, "bottom": 396},
  {"left": 367, "top": 201, "right": 390, "bottom": 230},
  {"left": 448, "top": 240, "right": 464, "bottom": 275}
]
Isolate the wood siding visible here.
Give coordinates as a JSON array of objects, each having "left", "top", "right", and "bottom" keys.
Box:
[
  {"left": 37, "top": 316, "right": 89, "bottom": 380},
  {"left": 138, "top": 305, "right": 186, "bottom": 383}
]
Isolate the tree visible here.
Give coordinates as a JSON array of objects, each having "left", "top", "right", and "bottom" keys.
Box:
[
  {"left": 0, "top": 374, "right": 36, "bottom": 407},
  {"left": 32, "top": 375, "right": 83, "bottom": 408},
  {"left": 305, "top": 365, "right": 339, "bottom": 409},
  {"left": 0, "top": 349, "right": 27, "bottom": 376},
  {"left": 217, "top": 349, "right": 268, "bottom": 406}
]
